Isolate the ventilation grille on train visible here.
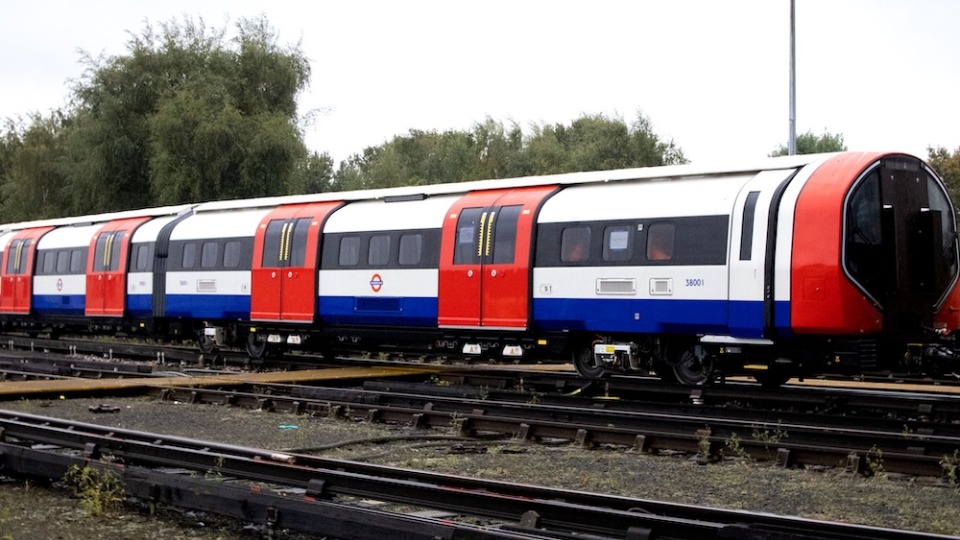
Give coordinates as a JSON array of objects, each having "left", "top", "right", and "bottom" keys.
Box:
[
  {"left": 649, "top": 278, "right": 673, "bottom": 296},
  {"left": 196, "top": 279, "right": 217, "bottom": 293},
  {"left": 596, "top": 278, "right": 636, "bottom": 295}
]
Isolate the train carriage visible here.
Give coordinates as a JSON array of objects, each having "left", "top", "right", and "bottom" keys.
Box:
[
  {"left": 163, "top": 207, "right": 265, "bottom": 321},
  {"left": 318, "top": 194, "right": 453, "bottom": 329},
  {"left": 33, "top": 223, "right": 99, "bottom": 318},
  {"left": 0, "top": 151, "right": 956, "bottom": 386}
]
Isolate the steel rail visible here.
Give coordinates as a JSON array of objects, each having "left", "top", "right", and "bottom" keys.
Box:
[
  {"left": 147, "top": 382, "right": 960, "bottom": 477},
  {"left": 0, "top": 410, "right": 951, "bottom": 540}
]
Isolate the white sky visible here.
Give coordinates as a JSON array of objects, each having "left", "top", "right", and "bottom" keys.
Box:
[{"left": 2, "top": 0, "right": 959, "bottom": 166}]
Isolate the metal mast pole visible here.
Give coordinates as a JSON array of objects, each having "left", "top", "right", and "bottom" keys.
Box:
[{"left": 788, "top": 0, "right": 797, "bottom": 155}]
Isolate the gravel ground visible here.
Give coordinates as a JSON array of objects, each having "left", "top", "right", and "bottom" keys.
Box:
[{"left": 2, "top": 395, "right": 960, "bottom": 539}]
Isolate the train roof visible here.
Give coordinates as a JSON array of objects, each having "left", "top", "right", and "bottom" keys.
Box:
[
  {"left": 0, "top": 204, "right": 194, "bottom": 234},
  {"left": 191, "top": 152, "right": 836, "bottom": 213},
  {"left": 0, "top": 152, "right": 861, "bottom": 231}
]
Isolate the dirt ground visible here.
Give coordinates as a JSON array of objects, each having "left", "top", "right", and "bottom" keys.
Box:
[{"left": 2, "top": 395, "right": 960, "bottom": 539}]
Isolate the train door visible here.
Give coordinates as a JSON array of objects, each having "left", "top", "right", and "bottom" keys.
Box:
[
  {"left": 86, "top": 217, "right": 150, "bottom": 317},
  {"left": 727, "top": 170, "right": 796, "bottom": 338},
  {"left": 251, "top": 201, "right": 341, "bottom": 322},
  {"left": 0, "top": 227, "right": 54, "bottom": 314},
  {"left": 438, "top": 185, "right": 557, "bottom": 329}
]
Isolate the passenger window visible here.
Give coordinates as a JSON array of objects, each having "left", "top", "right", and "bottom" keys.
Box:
[
  {"left": 603, "top": 226, "right": 633, "bottom": 262},
  {"left": 70, "top": 249, "right": 84, "bottom": 274},
  {"left": 182, "top": 243, "right": 197, "bottom": 269},
  {"left": 368, "top": 235, "right": 391, "bottom": 266},
  {"left": 399, "top": 234, "right": 422, "bottom": 266},
  {"left": 223, "top": 241, "right": 241, "bottom": 269},
  {"left": 339, "top": 236, "right": 360, "bottom": 267},
  {"left": 41, "top": 252, "right": 55, "bottom": 275},
  {"left": 201, "top": 242, "right": 219, "bottom": 269},
  {"left": 135, "top": 244, "right": 151, "bottom": 271},
  {"left": 561, "top": 227, "right": 591, "bottom": 263},
  {"left": 56, "top": 250, "right": 70, "bottom": 274},
  {"left": 647, "top": 223, "right": 675, "bottom": 261}
]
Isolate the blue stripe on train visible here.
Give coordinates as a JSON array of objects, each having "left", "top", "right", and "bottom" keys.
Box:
[
  {"left": 32, "top": 294, "right": 86, "bottom": 317},
  {"left": 164, "top": 294, "right": 251, "bottom": 320},
  {"left": 319, "top": 296, "right": 437, "bottom": 327},
  {"left": 126, "top": 294, "right": 152, "bottom": 318},
  {"left": 533, "top": 298, "right": 787, "bottom": 338}
]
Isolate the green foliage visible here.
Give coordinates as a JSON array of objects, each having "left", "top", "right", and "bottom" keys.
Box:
[
  {"left": 0, "top": 113, "right": 71, "bottom": 221},
  {"left": 865, "top": 445, "right": 885, "bottom": 478},
  {"left": 526, "top": 113, "right": 686, "bottom": 174},
  {"left": 941, "top": 449, "right": 960, "bottom": 487},
  {"left": 0, "top": 500, "right": 13, "bottom": 540},
  {"left": 751, "top": 422, "right": 788, "bottom": 450},
  {"left": 334, "top": 112, "right": 686, "bottom": 190},
  {"left": 289, "top": 151, "right": 335, "bottom": 194},
  {"left": 769, "top": 129, "right": 847, "bottom": 157},
  {"left": 723, "top": 432, "right": 751, "bottom": 461},
  {"left": 927, "top": 146, "right": 960, "bottom": 208},
  {"left": 0, "top": 15, "right": 312, "bottom": 219},
  {"left": 63, "top": 464, "right": 125, "bottom": 516}
]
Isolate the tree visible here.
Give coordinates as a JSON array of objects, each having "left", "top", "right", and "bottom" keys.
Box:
[
  {"left": 288, "top": 151, "right": 335, "bottom": 194},
  {"left": 0, "top": 113, "right": 71, "bottom": 221},
  {"left": 333, "top": 112, "right": 686, "bottom": 190},
  {"left": 63, "top": 15, "right": 311, "bottom": 213},
  {"left": 927, "top": 146, "right": 960, "bottom": 207},
  {"left": 769, "top": 129, "right": 846, "bottom": 157},
  {"left": 526, "top": 113, "right": 686, "bottom": 174}
]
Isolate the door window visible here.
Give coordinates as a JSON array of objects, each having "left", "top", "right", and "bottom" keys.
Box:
[
  {"left": 491, "top": 205, "right": 521, "bottom": 264},
  {"left": 454, "top": 208, "right": 484, "bottom": 265},
  {"left": 261, "top": 220, "right": 286, "bottom": 268},
  {"left": 288, "top": 218, "right": 312, "bottom": 267}
]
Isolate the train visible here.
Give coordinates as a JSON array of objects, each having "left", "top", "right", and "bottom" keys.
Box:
[{"left": 1, "top": 151, "right": 958, "bottom": 386}]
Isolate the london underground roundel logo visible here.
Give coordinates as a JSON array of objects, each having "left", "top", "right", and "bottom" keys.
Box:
[
  {"left": 56, "top": 278, "right": 63, "bottom": 292},
  {"left": 369, "top": 273, "right": 383, "bottom": 293}
]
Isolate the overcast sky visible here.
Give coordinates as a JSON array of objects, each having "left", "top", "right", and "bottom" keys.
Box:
[{"left": 3, "top": 0, "right": 958, "bottom": 166}]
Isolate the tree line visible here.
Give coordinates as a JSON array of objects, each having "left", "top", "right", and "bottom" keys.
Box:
[{"left": 0, "top": 16, "right": 957, "bottom": 224}]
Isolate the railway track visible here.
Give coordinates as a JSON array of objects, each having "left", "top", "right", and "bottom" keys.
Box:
[
  {"left": 0, "top": 410, "right": 951, "bottom": 540},
  {"left": 144, "top": 377, "right": 960, "bottom": 478},
  {"left": 3, "top": 340, "right": 960, "bottom": 478}
]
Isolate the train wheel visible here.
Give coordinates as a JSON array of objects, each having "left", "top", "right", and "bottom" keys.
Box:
[
  {"left": 660, "top": 343, "right": 714, "bottom": 385},
  {"left": 573, "top": 347, "right": 605, "bottom": 379},
  {"left": 246, "top": 333, "right": 268, "bottom": 359},
  {"left": 197, "top": 331, "right": 216, "bottom": 354}
]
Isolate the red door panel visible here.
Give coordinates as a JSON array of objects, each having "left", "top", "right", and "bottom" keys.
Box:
[
  {"left": 0, "top": 227, "right": 54, "bottom": 314},
  {"left": 438, "top": 191, "right": 510, "bottom": 327},
  {"left": 86, "top": 217, "right": 150, "bottom": 317},
  {"left": 438, "top": 185, "right": 557, "bottom": 329},
  {"left": 251, "top": 201, "right": 341, "bottom": 322},
  {"left": 480, "top": 203, "right": 528, "bottom": 328}
]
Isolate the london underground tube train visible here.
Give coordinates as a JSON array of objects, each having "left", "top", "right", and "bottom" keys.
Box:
[{"left": 0, "top": 151, "right": 957, "bottom": 386}]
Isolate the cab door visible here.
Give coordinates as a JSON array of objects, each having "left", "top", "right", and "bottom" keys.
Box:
[
  {"left": 0, "top": 227, "right": 54, "bottom": 314},
  {"left": 251, "top": 201, "right": 341, "bottom": 322},
  {"left": 727, "top": 170, "right": 796, "bottom": 338},
  {"left": 86, "top": 217, "right": 150, "bottom": 317},
  {"left": 438, "top": 185, "right": 557, "bottom": 329}
]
